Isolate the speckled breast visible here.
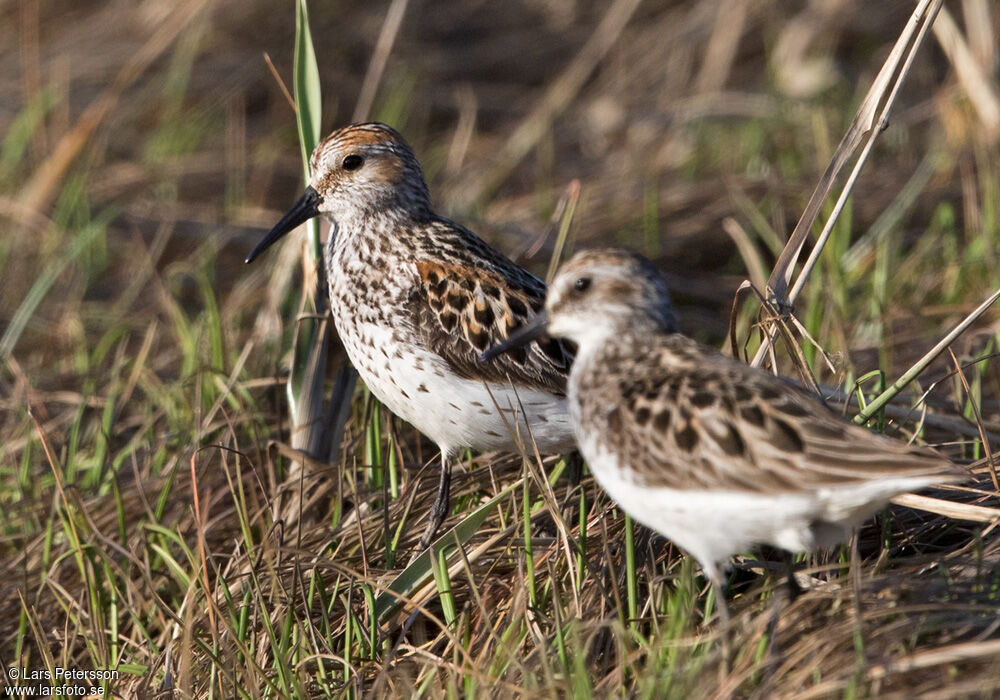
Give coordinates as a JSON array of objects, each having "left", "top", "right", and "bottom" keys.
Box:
[{"left": 326, "top": 235, "right": 574, "bottom": 455}]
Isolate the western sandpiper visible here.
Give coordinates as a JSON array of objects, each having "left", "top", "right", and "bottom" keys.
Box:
[
  {"left": 246, "top": 122, "right": 575, "bottom": 549},
  {"left": 482, "top": 248, "right": 963, "bottom": 622}
]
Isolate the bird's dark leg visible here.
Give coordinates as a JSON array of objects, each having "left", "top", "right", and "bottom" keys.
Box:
[
  {"left": 782, "top": 550, "right": 804, "bottom": 602},
  {"left": 417, "top": 452, "right": 452, "bottom": 552},
  {"left": 561, "top": 451, "right": 585, "bottom": 529},
  {"left": 567, "top": 450, "right": 584, "bottom": 487},
  {"left": 707, "top": 566, "right": 730, "bottom": 629},
  {"left": 704, "top": 561, "right": 732, "bottom": 677},
  {"left": 759, "top": 551, "right": 803, "bottom": 681}
]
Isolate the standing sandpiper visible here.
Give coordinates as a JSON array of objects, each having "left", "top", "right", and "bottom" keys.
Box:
[
  {"left": 482, "top": 248, "right": 963, "bottom": 622},
  {"left": 246, "top": 122, "right": 575, "bottom": 549}
]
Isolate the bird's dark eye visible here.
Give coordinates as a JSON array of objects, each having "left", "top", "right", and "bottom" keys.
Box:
[
  {"left": 342, "top": 154, "right": 365, "bottom": 171},
  {"left": 574, "top": 277, "right": 591, "bottom": 293}
]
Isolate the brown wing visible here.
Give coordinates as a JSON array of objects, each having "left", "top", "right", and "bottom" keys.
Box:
[
  {"left": 599, "top": 335, "right": 959, "bottom": 492},
  {"left": 409, "top": 259, "right": 572, "bottom": 395}
]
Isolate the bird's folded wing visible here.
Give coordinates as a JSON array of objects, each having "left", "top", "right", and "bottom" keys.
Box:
[
  {"left": 601, "top": 336, "right": 962, "bottom": 493},
  {"left": 408, "top": 258, "right": 572, "bottom": 396}
]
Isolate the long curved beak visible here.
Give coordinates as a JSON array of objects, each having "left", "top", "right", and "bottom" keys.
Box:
[
  {"left": 244, "top": 186, "right": 322, "bottom": 264},
  {"left": 478, "top": 311, "right": 549, "bottom": 363}
]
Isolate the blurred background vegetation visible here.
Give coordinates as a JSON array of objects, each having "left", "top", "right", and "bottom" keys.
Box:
[{"left": 2, "top": 0, "right": 999, "bottom": 696}]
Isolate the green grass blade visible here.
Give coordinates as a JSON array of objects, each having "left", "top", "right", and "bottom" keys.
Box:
[
  {"left": 294, "top": 0, "right": 323, "bottom": 264},
  {"left": 0, "top": 213, "right": 111, "bottom": 361},
  {"left": 854, "top": 286, "right": 1000, "bottom": 425},
  {"left": 624, "top": 513, "right": 638, "bottom": 630},
  {"left": 373, "top": 477, "right": 525, "bottom": 622},
  {"left": 286, "top": 0, "right": 331, "bottom": 456}
]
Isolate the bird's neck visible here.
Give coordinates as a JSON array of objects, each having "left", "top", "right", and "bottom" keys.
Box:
[
  {"left": 568, "top": 318, "right": 657, "bottom": 359},
  {"left": 328, "top": 203, "right": 427, "bottom": 260},
  {"left": 568, "top": 325, "right": 658, "bottom": 379},
  {"left": 565, "top": 324, "right": 622, "bottom": 381}
]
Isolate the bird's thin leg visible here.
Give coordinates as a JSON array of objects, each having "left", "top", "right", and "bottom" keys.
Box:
[
  {"left": 567, "top": 450, "right": 584, "bottom": 487},
  {"left": 417, "top": 452, "right": 452, "bottom": 552},
  {"left": 702, "top": 560, "right": 729, "bottom": 628},
  {"left": 782, "top": 550, "right": 804, "bottom": 602},
  {"left": 703, "top": 561, "right": 732, "bottom": 676},
  {"left": 761, "top": 551, "right": 802, "bottom": 679},
  {"left": 562, "top": 451, "right": 585, "bottom": 526}
]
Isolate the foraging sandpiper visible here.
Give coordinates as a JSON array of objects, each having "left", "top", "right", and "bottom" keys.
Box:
[
  {"left": 482, "top": 248, "right": 963, "bottom": 622},
  {"left": 246, "top": 122, "right": 575, "bottom": 549}
]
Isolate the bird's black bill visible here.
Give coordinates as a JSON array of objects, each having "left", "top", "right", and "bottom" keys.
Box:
[
  {"left": 244, "top": 186, "right": 322, "bottom": 264},
  {"left": 478, "top": 311, "right": 549, "bottom": 363}
]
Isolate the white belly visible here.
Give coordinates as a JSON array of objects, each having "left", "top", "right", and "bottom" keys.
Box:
[
  {"left": 339, "top": 320, "right": 575, "bottom": 457},
  {"left": 579, "top": 439, "right": 819, "bottom": 567},
  {"left": 576, "top": 429, "right": 940, "bottom": 569}
]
